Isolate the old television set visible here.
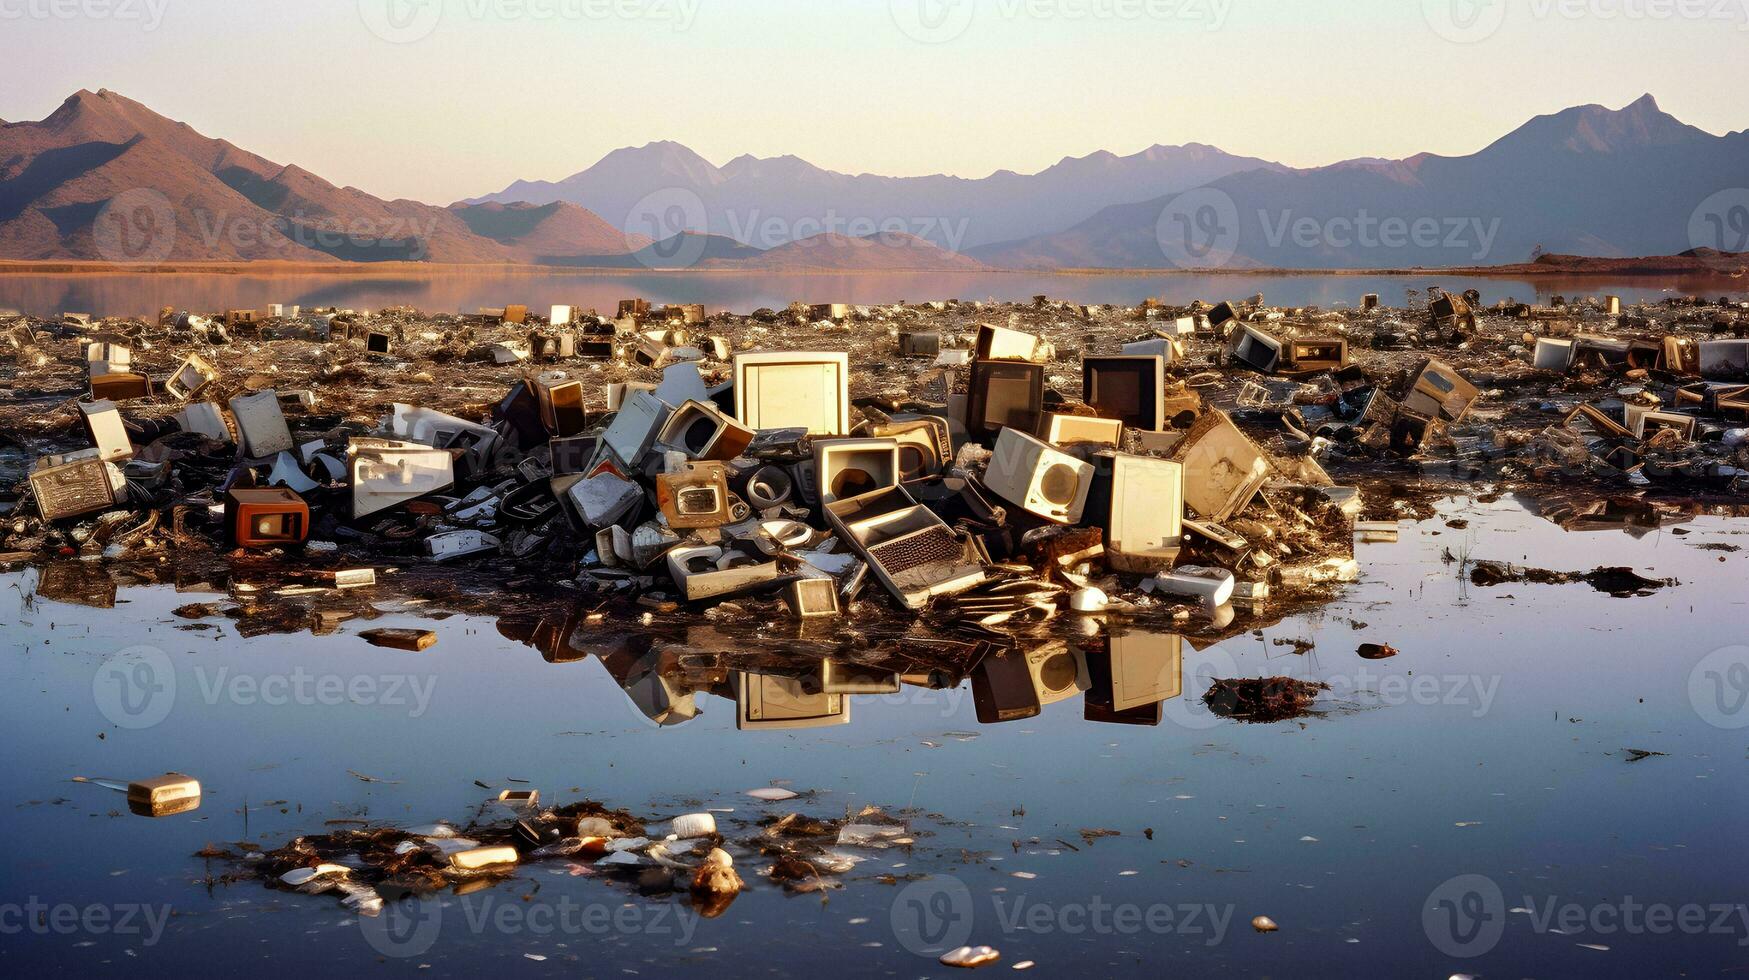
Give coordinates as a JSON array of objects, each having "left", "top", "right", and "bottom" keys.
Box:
[
  {"left": 1402, "top": 359, "right": 1479, "bottom": 423},
  {"left": 1083, "top": 355, "right": 1166, "bottom": 431},
  {"left": 813, "top": 438, "right": 901, "bottom": 504},
  {"left": 90, "top": 372, "right": 152, "bottom": 401},
  {"left": 1088, "top": 628, "right": 1182, "bottom": 713},
  {"left": 535, "top": 379, "right": 589, "bottom": 437},
  {"left": 734, "top": 671, "right": 850, "bottom": 730},
  {"left": 786, "top": 577, "right": 841, "bottom": 619},
  {"left": 971, "top": 648, "right": 1042, "bottom": 724},
  {"left": 974, "top": 323, "right": 1041, "bottom": 361},
  {"left": 1228, "top": 325, "right": 1283, "bottom": 373},
  {"left": 1027, "top": 641, "right": 1089, "bottom": 707},
  {"left": 164, "top": 353, "right": 217, "bottom": 400},
  {"left": 733, "top": 352, "right": 849, "bottom": 435},
  {"left": 899, "top": 332, "right": 941, "bottom": 358},
  {"left": 874, "top": 417, "right": 952, "bottom": 481},
  {"left": 1040, "top": 413, "right": 1123, "bottom": 448},
  {"left": 1286, "top": 337, "right": 1348, "bottom": 373},
  {"left": 225, "top": 487, "right": 309, "bottom": 548},
  {"left": 658, "top": 399, "right": 755, "bottom": 461},
  {"left": 656, "top": 461, "right": 732, "bottom": 529},
  {"left": 602, "top": 390, "right": 671, "bottom": 468},
  {"left": 966, "top": 360, "right": 1044, "bottom": 441},
  {"left": 983, "top": 428, "right": 1093, "bottom": 525},
  {"left": 1099, "top": 453, "right": 1184, "bottom": 573},
  {"left": 819, "top": 660, "right": 901, "bottom": 695}
]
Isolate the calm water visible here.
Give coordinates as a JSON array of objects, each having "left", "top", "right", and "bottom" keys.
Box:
[
  {"left": 2, "top": 497, "right": 1745, "bottom": 977},
  {"left": 0, "top": 270, "right": 1738, "bottom": 319}
]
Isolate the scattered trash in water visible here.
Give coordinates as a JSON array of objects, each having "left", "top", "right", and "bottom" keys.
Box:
[
  {"left": 1204, "top": 678, "right": 1330, "bottom": 722},
  {"left": 1467, "top": 561, "right": 1678, "bottom": 597},
  {"left": 940, "top": 945, "right": 1002, "bottom": 969},
  {"left": 1623, "top": 748, "right": 1668, "bottom": 762}
]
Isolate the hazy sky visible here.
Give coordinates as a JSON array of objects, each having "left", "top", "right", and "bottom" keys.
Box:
[{"left": 3, "top": 0, "right": 1745, "bottom": 204}]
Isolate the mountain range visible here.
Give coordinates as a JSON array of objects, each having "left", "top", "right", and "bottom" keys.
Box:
[
  {"left": 2, "top": 90, "right": 1744, "bottom": 270},
  {"left": 972, "top": 95, "right": 1749, "bottom": 269},
  {"left": 469, "top": 140, "right": 1290, "bottom": 253}
]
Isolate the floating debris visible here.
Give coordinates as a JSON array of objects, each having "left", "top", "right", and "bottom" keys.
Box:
[
  {"left": 941, "top": 945, "right": 1002, "bottom": 969},
  {"left": 1204, "top": 678, "right": 1331, "bottom": 722}
]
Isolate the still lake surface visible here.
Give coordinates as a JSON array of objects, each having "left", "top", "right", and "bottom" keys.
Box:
[
  {"left": 0, "top": 269, "right": 1739, "bottom": 319},
  {"left": 2, "top": 497, "right": 1746, "bottom": 977}
]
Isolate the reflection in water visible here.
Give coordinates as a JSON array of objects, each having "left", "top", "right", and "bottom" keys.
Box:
[
  {"left": 502, "top": 601, "right": 1184, "bottom": 731},
  {"left": 0, "top": 270, "right": 1731, "bottom": 319}
]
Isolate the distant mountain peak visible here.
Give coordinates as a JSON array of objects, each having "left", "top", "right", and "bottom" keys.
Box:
[{"left": 1485, "top": 93, "right": 1704, "bottom": 155}]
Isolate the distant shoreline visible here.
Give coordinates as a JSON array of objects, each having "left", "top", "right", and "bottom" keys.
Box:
[{"left": 0, "top": 255, "right": 1741, "bottom": 281}]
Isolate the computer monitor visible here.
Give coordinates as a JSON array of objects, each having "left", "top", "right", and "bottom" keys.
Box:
[
  {"left": 733, "top": 352, "right": 850, "bottom": 435},
  {"left": 1086, "top": 628, "right": 1182, "bottom": 712},
  {"left": 966, "top": 360, "right": 1044, "bottom": 441},
  {"left": 971, "top": 648, "right": 1043, "bottom": 724},
  {"left": 734, "top": 671, "right": 850, "bottom": 730},
  {"left": 1083, "top": 355, "right": 1166, "bottom": 431}
]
